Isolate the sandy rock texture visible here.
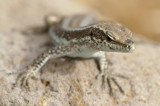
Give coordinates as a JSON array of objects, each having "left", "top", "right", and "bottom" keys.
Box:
[{"left": 0, "top": 0, "right": 160, "bottom": 106}]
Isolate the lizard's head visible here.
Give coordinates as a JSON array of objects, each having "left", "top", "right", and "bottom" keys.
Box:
[{"left": 90, "top": 22, "right": 135, "bottom": 52}]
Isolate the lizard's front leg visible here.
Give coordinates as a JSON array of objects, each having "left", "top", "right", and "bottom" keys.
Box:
[
  {"left": 14, "top": 45, "right": 75, "bottom": 89},
  {"left": 95, "top": 52, "right": 128, "bottom": 96}
]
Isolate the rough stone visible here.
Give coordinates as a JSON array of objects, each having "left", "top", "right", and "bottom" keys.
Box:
[{"left": 0, "top": 0, "right": 160, "bottom": 106}]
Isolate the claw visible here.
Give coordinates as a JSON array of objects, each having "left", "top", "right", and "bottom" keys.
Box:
[
  {"left": 107, "top": 78, "right": 113, "bottom": 96},
  {"left": 111, "top": 78, "right": 124, "bottom": 94}
]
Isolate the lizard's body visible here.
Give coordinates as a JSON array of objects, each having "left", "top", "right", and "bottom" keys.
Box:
[
  {"left": 16, "top": 14, "right": 135, "bottom": 95},
  {"left": 49, "top": 15, "right": 99, "bottom": 58}
]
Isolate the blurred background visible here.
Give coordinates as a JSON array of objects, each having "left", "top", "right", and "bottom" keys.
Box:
[{"left": 0, "top": 0, "right": 160, "bottom": 42}]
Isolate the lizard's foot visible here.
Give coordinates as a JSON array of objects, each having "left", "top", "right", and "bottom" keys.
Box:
[
  {"left": 12, "top": 66, "right": 36, "bottom": 90},
  {"left": 96, "top": 72, "right": 129, "bottom": 96}
]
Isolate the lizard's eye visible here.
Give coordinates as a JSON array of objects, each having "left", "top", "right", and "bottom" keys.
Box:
[{"left": 106, "top": 32, "right": 115, "bottom": 41}]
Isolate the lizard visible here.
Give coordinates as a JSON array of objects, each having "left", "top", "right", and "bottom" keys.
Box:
[{"left": 15, "top": 14, "right": 135, "bottom": 96}]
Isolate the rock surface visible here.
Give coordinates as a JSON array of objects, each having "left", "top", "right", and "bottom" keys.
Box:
[{"left": 0, "top": 0, "right": 160, "bottom": 106}]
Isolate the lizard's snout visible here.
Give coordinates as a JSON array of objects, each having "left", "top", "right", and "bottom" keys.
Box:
[{"left": 124, "top": 39, "right": 135, "bottom": 52}]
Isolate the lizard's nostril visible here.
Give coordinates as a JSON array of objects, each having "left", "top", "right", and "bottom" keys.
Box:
[{"left": 125, "top": 39, "right": 133, "bottom": 44}]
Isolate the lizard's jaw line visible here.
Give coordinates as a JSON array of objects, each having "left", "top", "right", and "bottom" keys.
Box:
[
  {"left": 90, "top": 42, "right": 136, "bottom": 52},
  {"left": 107, "top": 43, "right": 136, "bottom": 52}
]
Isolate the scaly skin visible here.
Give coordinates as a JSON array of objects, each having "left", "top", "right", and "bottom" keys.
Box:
[{"left": 14, "top": 14, "right": 135, "bottom": 96}]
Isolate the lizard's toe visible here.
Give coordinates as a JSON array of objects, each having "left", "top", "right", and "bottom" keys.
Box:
[
  {"left": 12, "top": 67, "right": 35, "bottom": 90},
  {"left": 99, "top": 72, "right": 129, "bottom": 96},
  {"left": 20, "top": 73, "right": 31, "bottom": 90}
]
